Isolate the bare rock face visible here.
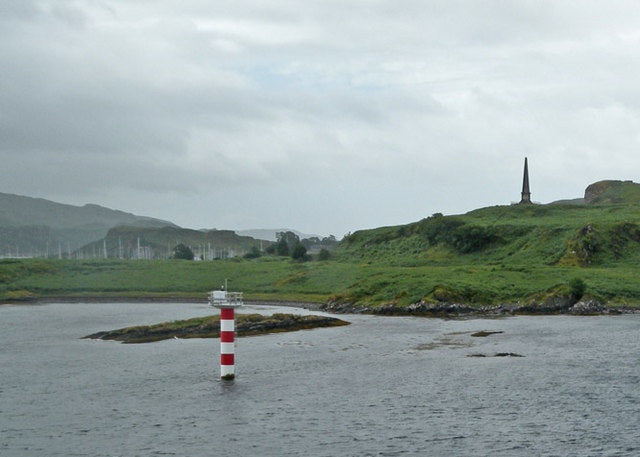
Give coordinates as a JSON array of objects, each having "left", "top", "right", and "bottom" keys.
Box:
[
  {"left": 584, "top": 181, "right": 617, "bottom": 204},
  {"left": 584, "top": 180, "right": 640, "bottom": 204},
  {"left": 568, "top": 299, "right": 605, "bottom": 315}
]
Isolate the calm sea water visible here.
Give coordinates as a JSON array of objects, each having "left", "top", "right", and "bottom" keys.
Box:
[{"left": 1, "top": 302, "right": 639, "bottom": 456}]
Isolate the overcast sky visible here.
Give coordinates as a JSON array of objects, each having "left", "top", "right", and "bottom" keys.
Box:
[{"left": 2, "top": 1, "right": 640, "bottom": 237}]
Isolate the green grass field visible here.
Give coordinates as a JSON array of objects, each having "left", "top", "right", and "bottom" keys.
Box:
[{"left": 3, "top": 200, "right": 640, "bottom": 309}]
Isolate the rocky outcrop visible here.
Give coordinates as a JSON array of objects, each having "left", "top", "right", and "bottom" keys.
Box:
[
  {"left": 568, "top": 298, "right": 607, "bottom": 315},
  {"left": 85, "top": 313, "right": 350, "bottom": 343},
  {"left": 584, "top": 180, "right": 640, "bottom": 204},
  {"left": 585, "top": 181, "right": 615, "bottom": 204},
  {"left": 406, "top": 301, "right": 476, "bottom": 315},
  {"left": 319, "top": 296, "right": 626, "bottom": 317},
  {"left": 320, "top": 299, "right": 478, "bottom": 316},
  {"left": 514, "top": 295, "right": 575, "bottom": 314},
  {"left": 237, "top": 314, "right": 349, "bottom": 336}
]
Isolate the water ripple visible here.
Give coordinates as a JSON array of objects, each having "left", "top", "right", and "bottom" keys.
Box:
[{"left": 1, "top": 304, "right": 639, "bottom": 456}]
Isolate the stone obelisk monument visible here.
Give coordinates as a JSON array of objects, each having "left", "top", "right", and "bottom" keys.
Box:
[{"left": 519, "top": 157, "right": 531, "bottom": 204}]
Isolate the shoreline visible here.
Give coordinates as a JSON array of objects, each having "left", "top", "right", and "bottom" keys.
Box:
[
  {"left": 2, "top": 294, "right": 639, "bottom": 317},
  {"left": 316, "top": 298, "right": 640, "bottom": 317},
  {"left": 0, "top": 295, "right": 324, "bottom": 308}
]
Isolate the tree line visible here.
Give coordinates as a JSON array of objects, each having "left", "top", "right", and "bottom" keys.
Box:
[{"left": 171, "top": 231, "right": 338, "bottom": 261}]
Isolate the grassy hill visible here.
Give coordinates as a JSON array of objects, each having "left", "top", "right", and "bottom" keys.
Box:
[
  {"left": 2, "top": 180, "right": 640, "bottom": 310},
  {"left": 337, "top": 202, "right": 640, "bottom": 268},
  {"left": 331, "top": 198, "right": 640, "bottom": 307}
]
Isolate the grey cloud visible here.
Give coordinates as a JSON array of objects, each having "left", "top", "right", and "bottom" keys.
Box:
[{"left": 3, "top": 0, "right": 640, "bottom": 236}]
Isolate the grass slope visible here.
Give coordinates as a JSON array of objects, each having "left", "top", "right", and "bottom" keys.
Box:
[{"left": 333, "top": 201, "right": 640, "bottom": 307}]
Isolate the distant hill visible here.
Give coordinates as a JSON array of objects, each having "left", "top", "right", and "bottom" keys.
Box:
[
  {"left": 0, "top": 192, "right": 177, "bottom": 257},
  {"left": 81, "top": 225, "right": 272, "bottom": 260},
  {"left": 0, "top": 193, "right": 176, "bottom": 229}
]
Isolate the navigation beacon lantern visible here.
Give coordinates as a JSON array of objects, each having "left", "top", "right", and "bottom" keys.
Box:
[{"left": 209, "top": 289, "right": 243, "bottom": 380}]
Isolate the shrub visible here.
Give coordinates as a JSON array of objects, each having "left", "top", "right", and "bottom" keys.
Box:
[
  {"left": 420, "top": 215, "right": 465, "bottom": 246},
  {"left": 291, "top": 242, "right": 308, "bottom": 261},
  {"left": 243, "top": 247, "right": 262, "bottom": 259},
  {"left": 172, "top": 244, "right": 194, "bottom": 260},
  {"left": 451, "top": 225, "right": 501, "bottom": 253},
  {"left": 569, "top": 277, "right": 587, "bottom": 300},
  {"left": 275, "top": 238, "right": 289, "bottom": 256}
]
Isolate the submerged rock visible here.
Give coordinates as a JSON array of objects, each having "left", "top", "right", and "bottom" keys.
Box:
[
  {"left": 467, "top": 352, "right": 525, "bottom": 358},
  {"left": 470, "top": 330, "right": 504, "bottom": 337}
]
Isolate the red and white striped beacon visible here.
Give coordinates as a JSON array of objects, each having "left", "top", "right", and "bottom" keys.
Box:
[{"left": 210, "top": 288, "right": 243, "bottom": 380}]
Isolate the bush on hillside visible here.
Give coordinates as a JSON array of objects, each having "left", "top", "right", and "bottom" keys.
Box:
[
  {"left": 419, "top": 214, "right": 465, "bottom": 245},
  {"left": 569, "top": 278, "right": 587, "bottom": 301},
  {"left": 291, "top": 242, "right": 309, "bottom": 261},
  {"left": 172, "top": 243, "right": 194, "bottom": 260},
  {"left": 243, "top": 246, "right": 262, "bottom": 259},
  {"left": 451, "top": 225, "right": 502, "bottom": 253}
]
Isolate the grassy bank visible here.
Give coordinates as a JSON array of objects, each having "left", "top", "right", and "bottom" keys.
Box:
[
  {"left": 2, "top": 256, "right": 640, "bottom": 309},
  {"left": 0, "top": 257, "right": 345, "bottom": 303}
]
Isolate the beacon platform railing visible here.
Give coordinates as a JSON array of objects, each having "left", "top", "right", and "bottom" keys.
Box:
[{"left": 209, "top": 290, "right": 243, "bottom": 307}]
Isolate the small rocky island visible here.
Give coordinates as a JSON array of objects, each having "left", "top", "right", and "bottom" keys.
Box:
[{"left": 85, "top": 313, "right": 350, "bottom": 343}]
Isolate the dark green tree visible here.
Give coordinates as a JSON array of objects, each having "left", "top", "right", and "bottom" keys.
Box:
[
  {"left": 243, "top": 246, "right": 262, "bottom": 259},
  {"left": 321, "top": 235, "right": 338, "bottom": 247},
  {"left": 275, "top": 237, "right": 289, "bottom": 256},
  {"left": 569, "top": 277, "right": 587, "bottom": 301},
  {"left": 276, "top": 231, "right": 299, "bottom": 248},
  {"left": 172, "top": 243, "right": 194, "bottom": 260},
  {"left": 318, "top": 248, "right": 331, "bottom": 260},
  {"left": 301, "top": 236, "right": 321, "bottom": 249},
  {"left": 291, "top": 241, "right": 308, "bottom": 261}
]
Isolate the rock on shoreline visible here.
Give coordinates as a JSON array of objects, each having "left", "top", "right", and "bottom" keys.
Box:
[
  {"left": 318, "top": 297, "right": 634, "bottom": 317},
  {"left": 84, "top": 313, "right": 350, "bottom": 344}
]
